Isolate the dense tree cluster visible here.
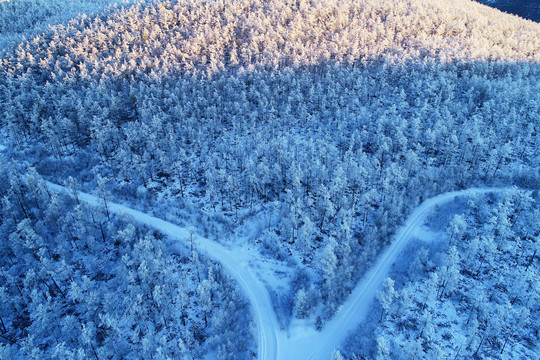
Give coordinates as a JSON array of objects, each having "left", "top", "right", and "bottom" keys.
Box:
[
  {"left": 0, "top": 0, "right": 539, "bottom": 328},
  {"left": 0, "top": 0, "right": 123, "bottom": 52},
  {"left": 347, "top": 191, "right": 540, "bottom": 359},
  {"left": 4, "top": 58, "right": 539, "bottom": 315},
  {"left": 0, "top": 160, "right": 254, "bottom": 359},
  {"left": 2, "top": 0, "right": 540, "bottom": 76}
]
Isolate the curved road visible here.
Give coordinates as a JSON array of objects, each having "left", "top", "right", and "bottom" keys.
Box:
[
  {"left": 46, "top": 182, "right": 280, "bottom": 360},
  {"left": 46, "top": 181, "right": 514, "bottom": 360}
]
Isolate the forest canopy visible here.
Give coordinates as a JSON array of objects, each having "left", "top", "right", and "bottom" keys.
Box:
[{"left": 0, "top": 0, "right": 538, "bottom": 359}]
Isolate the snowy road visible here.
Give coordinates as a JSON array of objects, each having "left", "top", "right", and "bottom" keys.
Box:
[
  {"left": 46, "top": 181, "right": 513, "bottom": 360},
  {"left": 45, "top": 182, "right": 280, "bottom": 360},
  {"left": 300, "top": 187, "right": 513, "bottom": 360}
]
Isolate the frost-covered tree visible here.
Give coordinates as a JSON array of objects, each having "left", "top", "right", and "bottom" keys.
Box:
[{"left": 377, "top": 278, "right": 397, "bottom": 322}]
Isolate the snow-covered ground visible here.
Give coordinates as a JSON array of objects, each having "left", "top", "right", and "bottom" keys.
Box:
[
  {"left": 347, "top": 188, "right": 539, "bottom": 359},
  {"left": 46, "top": 182, "right": 514, "bottom": 359}
]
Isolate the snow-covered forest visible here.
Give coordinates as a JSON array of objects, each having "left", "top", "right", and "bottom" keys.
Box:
[
  {"left": 0, "top": 0, "right": 538, "bottom": 359},
  {"left": 345, "top": 190, "right": 539, "bottom": 359},
  {"left": 0, "top": 161, "right": 254, "bottom": 359},
  {"left": 0, "top": 0, "right": 125, "bottom": 50}
]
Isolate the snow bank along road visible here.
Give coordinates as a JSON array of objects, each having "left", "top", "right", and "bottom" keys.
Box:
[{"left": 46, "top": 182, "right": 514, "bottom": 360}]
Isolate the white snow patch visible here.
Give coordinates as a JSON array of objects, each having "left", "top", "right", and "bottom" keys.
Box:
[{"left": 410, "top": 224, "right": 444, "bottom": 243}]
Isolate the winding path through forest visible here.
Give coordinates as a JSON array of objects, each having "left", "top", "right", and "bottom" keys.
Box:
[
  {"left": 46, "top": 182, "right": 280, "bottom": 360},
  {"left": 46, "top": 182, "right": 512, "bottom": 360},
  {"left": 300, "top": 187, "right": 512, "bottom": 360}
]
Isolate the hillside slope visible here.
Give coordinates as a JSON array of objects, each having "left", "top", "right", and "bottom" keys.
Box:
[
  {"left": 0, "top": 1, "right": 539, "bottom": 359},
  {"left": 475, "top": 0, "right": 540, "bottom": 22},
  {"left": 2, "top": 0, "right": 540, "bottom": 81},
  {"left": 0, "top": 0, "right": 124, "bottom": 51},
  {"left": 345, "top": 190, "right": 539, "bottom": 359}
]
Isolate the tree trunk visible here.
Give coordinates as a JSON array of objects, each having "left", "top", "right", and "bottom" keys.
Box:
[
  {"left": 90, "top": 344, "right": 100, "bottom": 360},
  {"left": 453, "top": 343, "right": 463, "bottom": 360},
  {"left": 525, "top": 249, "right": 536, "bottom": 272},
  {"left": 49, "top": 274, "right": 65, "bottom": 298},
  {"left": 474, "top": 334, "right": 485, "bottom": 356},
  {"left": 99, "top": 221, "right": 106, "bottom": 243},
  {"left": 0, "top": 315, "right": 7, "bottom": 333}
]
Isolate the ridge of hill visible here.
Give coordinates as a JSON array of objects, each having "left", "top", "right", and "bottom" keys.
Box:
[
  {"left": 475, "top": 0, "right": 540, "bottom": 22},
  {"left": 2, "top": 0, "right": 540, "bottom": 81}
]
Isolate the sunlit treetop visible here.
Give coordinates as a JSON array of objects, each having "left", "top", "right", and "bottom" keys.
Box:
[{"left": 2, "top": 0, "right": 540, "bottom": 80}]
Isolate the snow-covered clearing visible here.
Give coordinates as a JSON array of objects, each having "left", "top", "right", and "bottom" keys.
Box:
[{"left": 46, "top": 182, "right": 514, "bottom": 360}]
